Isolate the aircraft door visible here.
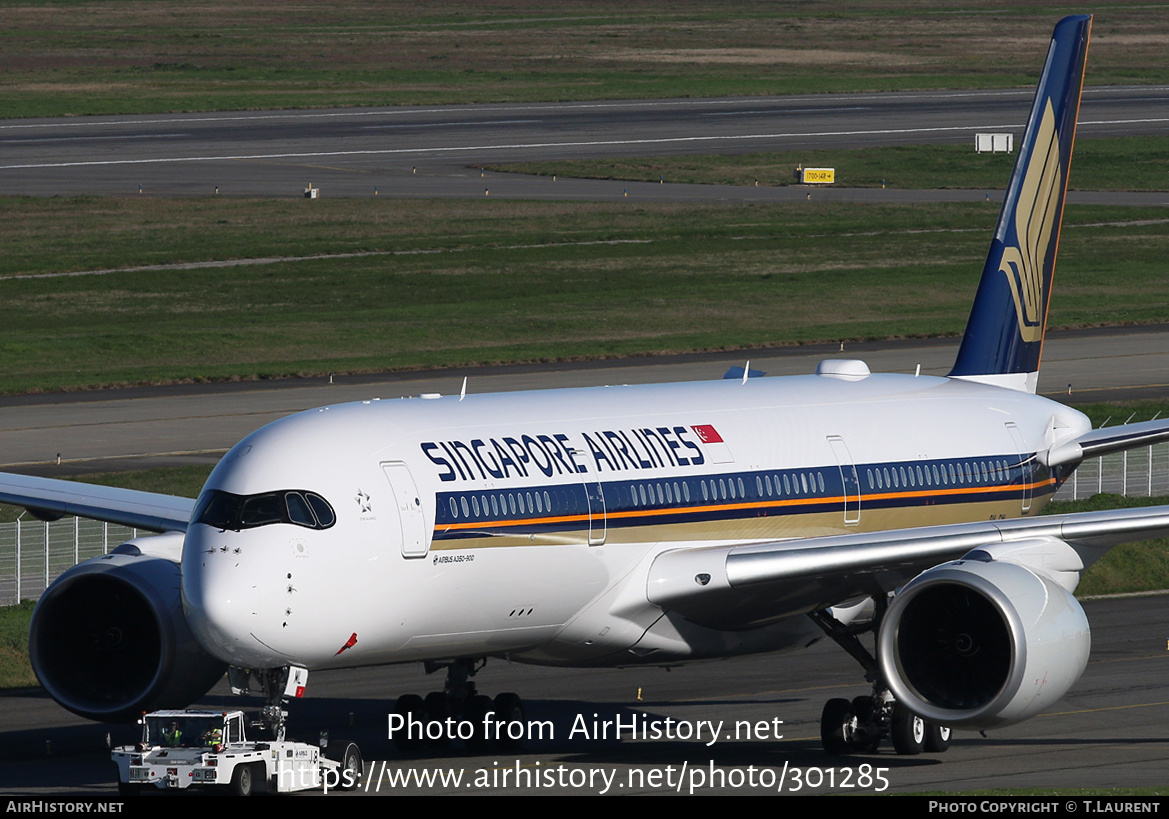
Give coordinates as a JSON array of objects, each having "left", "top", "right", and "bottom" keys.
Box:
[
  {"left": 584, "top": 479, "right": 606, "bottom": 546},
  {"left": 1004, "top": 422, "right": 1033, "bottom": 513},
  {"left": 827, "top": 435, "right": 861, "bottom": 526},
  {"left": 381, "top": 461, "right": 430, "bottom": 558}
]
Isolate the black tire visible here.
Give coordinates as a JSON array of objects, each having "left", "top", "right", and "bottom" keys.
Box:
[
  {"left": 229, "top": 762, "right": 255, "bottom": 797},
  {"left": 493, "top": 692, "right": 525, "bottom": 751},
  {"left": 394, "top": 694, "right": 426, "bottom": 754},
  {"left": 424, "top": 691, "right": 453, "bottom": 749},
  {"left": 890, "top": 704, "right": 926, "bottom": 755},
  {"left": 463, "top": 694, "right": 495, "bottom": 754},
  {"left": 328, "top": 742, "right": 362, "bottom": 790},
  {"left": 848, "top": 696, "right": 881, "bottom": 753},
  {"left": 820, "top": 698, "right": 854, "bottom": 756},
  {"left": 924, "top": 722, "right": 952, "bottom": 753},
  {"left": 116, "top": 780, "right": 141, "bottom": 799}
]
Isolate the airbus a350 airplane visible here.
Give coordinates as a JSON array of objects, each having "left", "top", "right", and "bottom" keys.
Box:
[{"left": 5, "top": 14, "right": 1169, "bottom": 757}]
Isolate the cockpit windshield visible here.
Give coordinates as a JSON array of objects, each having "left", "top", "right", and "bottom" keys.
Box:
[{"left": 192, "top": 489, "right": 336, "bottom": 531}]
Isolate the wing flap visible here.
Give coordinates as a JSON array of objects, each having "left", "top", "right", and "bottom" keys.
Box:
[{"left": 0, "top": 472, "right": 194, "bottom": 533}]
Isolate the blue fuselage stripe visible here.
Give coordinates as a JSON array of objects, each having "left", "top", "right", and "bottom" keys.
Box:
[{"left": 432, "top": 453, "right": 1055, "bottom": 539}]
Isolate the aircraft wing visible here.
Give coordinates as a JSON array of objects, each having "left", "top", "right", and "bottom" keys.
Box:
[
  {"left": 647, "top": 504, "right": 1169, "bottom": 630},
  {"left": 1045, "top": 417, "right": 1169, "bottom": 466},
  {"left": 0, "top": 471, "right": 193, "bottom": 533}
]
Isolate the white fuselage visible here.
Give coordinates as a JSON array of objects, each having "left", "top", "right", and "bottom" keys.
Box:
[{"left": 181, "top": 366, "right": 1089, "bottom": 673}]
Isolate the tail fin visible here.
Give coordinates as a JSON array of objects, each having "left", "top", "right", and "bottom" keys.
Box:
[{"left": 949, "top": 15, "right": 1092, "bottom": 393}]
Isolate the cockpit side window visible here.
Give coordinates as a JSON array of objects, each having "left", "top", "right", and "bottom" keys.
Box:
[
  {"left": 193, "top": 489, "right": 337, "bottom": 531},
  {"left": 285, "top": 492, "right": 317, "bottom": 527},
  {"left": 305, "top": 493, "right": 335, "bottom": 527}
]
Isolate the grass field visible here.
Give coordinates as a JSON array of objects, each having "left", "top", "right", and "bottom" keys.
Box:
[
  {"left": 0, "top": 1, "right": 1167, "bottom": 117},
  {"left": 1, "top": 196, "right": 1167, "bottom": 394},
  {"left": 488, "top": 135, "right": 1169, "bottom": 191}
]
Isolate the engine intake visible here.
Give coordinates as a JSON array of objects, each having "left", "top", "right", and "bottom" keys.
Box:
[
  {"left": 877, "top": 553, "right": 1090, "bottom": 729},
  {"left": 29, "top": 534, "right": 226, "bottom": 723}
]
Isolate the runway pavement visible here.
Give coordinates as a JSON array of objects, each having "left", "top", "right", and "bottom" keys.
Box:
[{"left": 1, "top": 85, "right": 1168, "bottom": 201}]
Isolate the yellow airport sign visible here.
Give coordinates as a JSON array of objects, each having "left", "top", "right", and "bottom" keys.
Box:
[{"left": 800, "top": 167, "right": 835, "bottom": 184}]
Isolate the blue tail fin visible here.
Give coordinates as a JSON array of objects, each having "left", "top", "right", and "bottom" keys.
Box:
[{"left": 949, "top": 15, "right": 1092, "bottom": 393}]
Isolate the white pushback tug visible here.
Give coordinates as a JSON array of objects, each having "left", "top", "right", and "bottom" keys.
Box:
[{"left": 112, "top": 707, "right": 361, "bottom": 796}]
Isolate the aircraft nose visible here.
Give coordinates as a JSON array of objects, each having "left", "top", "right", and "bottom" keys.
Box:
[{"left": 182, "top": 528, "right": 290, "bottom": 668}]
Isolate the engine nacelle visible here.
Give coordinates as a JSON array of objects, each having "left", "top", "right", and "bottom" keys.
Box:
[
  {"left": 29, "top": 533, "right": 226, "bottom": 723},
  {"left": 877, "top": 551, "right": 1090, "bottom": 730}
]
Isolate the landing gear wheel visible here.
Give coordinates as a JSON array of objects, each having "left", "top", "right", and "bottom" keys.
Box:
[
  {"left": 328, "top": 742, "right": 362, "bottom": 790},
  {"left": 394, "top": 694, "right": 426, "bottom": 754},
  {"left": 493, "top": 692, "right": 525, "bottom": 750},
  {"left": 924, "top": 722, "right": 952, "bottom": 753},
  {"left": 891, "top": 704, "right": 926, "bottom": 755},
  {"left": 424, "top": 691, "right": 453, "bottom": 750},
  {"left": 464, "top": 694, "right": 495, "bottom": 753},
  {"left": 848, "top": 696, "right": 881, "bottom": 753},
  {"left": 820, "top": 698, "right": 854, "bottom": 756},
  {"left": 229, "top": 762, "right": 255, "bottom": 797}
]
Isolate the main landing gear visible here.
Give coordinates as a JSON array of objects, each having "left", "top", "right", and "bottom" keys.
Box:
[
  {"left": 392, "top": 658, "right": 526, "bottom": 755},
  {"left": 820, "top": 691, "right": 951, "bottom": 756},
  {"left": 809, "top": 605, "right": 951, "bottom": 757}
]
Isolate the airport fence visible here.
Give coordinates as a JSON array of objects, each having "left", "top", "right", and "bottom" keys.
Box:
[
  {"left": 0, "top": 517, "right": 139, "bottom": 606},
  {"left": 1051, "top": 442, "right": 1169, "bottom": 502}
]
